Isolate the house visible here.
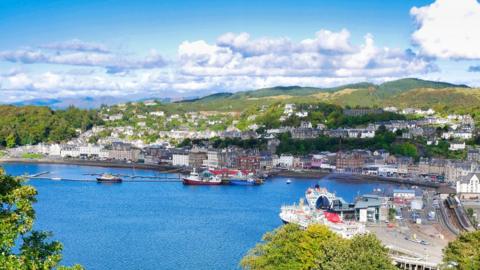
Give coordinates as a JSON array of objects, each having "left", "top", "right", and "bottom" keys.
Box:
[
  {"left": 172, "top": 152, "right": 189, "bottom": 167},
  {"left": 344, "top": 108, "right": 383, "bottom": 117},
  {"left": 149, "top": 111, "right": 165, "bottom": 117},
  {"left": 456, "top": 173, "right": 480, "bottom": 199},
  {"left": 188, "top": 148, "right": 208, "bottom": 169},
  {"left": 467, "top": 147, "right": 480, "bottom": 162},
  {"left": 445, "top": 161, "right": 477, "bottom": 183},
  {"left": 277, "top": 154, "right": 294, "bottom": 168},
  {"left": 418, "top": 158, "right": 447, "bottom": 176},
  {"left": 237, "top": 155, "right": 261, "bottom": 172},
  {"left": 336, "top": 150, "right": 370, "bottom": 172},
  {"left": 449, "top": 142, "right": 466, "bottom": 151},
  {"left": 284, "top": 104, "right": 295, "bottom": 115},
  {"left": 204, "top": 150, "right": 227, "bottom": 169},
  {"left": 291, "top": 128, "right": 321, "bottom": 139}
]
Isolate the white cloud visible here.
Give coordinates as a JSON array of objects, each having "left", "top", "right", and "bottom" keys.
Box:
[
  {"left": 40, "top": 39, "right": 110, "bottom": 53},
  {"left": 0, "top": 47, "right": 167, "bottom": 72},
  {"left": 178, "top": 31, "right": 433, "bottom": 78},
  {"left": 0, "top": 30, "right": 436, "bottom": 102},
  {"left": 411, "top": 0, "right": 480, "bottom": 59}
]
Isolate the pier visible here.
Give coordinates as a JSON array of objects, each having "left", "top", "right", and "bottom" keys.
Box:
[{"left": 24, "top": 171, "right": 182, "bottom": 183}]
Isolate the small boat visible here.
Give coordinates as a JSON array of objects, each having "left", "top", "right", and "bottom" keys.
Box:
[
  {"left": 97, "top": 173, "right": 122, "bottom": 183},
  {"left": 229, "top": 177, "right": 262, "bottom": 186},
  {"left": 51, "top": 177, "right": 62, "bottom": 181},
  {"left": 183, "top": 169, "right": 222, "bottom": 185},
  {"left": 286, "top": 179, "right": 292, "bottom": 184}
]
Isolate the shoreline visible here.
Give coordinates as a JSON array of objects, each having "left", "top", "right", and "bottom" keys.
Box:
[
  {"left": 1, "top": 158, "right": 454, "bottom": 191},
  {"left": 272, "top": 170, "right": 445, "bottom": 189},
  {"left": 0, "top": 158, "right": 183, "bottom": 173}
]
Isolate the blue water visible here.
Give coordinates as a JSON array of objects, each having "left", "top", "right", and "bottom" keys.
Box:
[{"left": 2, "top": 163, "right": 404, "bottom": 270}]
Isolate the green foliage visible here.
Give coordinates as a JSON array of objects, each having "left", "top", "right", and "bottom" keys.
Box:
[
  {"left": 276, "top": 130, "right": 396, "bottom": 155},
  {"left": 20, "top": 153, "right": 44, "bottom": 159},
  {"left": 442, "top": 231, "right": 480, "bottom": 269},
  {"left": 240, "top": 224, "right": 395, "bottom": 270},
  {"left": 391, "top": 142, "right": 418, "bottom": 159},
  {"left": 0, "top": 171, "right": 83, "bottom": 269},
  {"left": 388, "top": 208, "right": 396, "bottom": 221},
  {"left": 328, "top": 112, "right": 406, "bottom": 128},
  {"left": 0, "top": 105, "right": 102, "bottom": 147}
]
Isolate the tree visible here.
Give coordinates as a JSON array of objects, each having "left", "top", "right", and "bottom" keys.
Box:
[
  {"left": 5, "top": 133, "right": 17, "bottom": 148},
  {"left": 0, "top": 170, "right": 83, "bottom": 269},
  {"left": 443, "top": 231, "right": 480, "bottom": 269},
  {"left": 240, "top": 224, "right": 395, "bottom": 270}
]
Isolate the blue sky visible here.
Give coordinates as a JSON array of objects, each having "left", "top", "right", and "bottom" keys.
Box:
[{"left": 0, "top": 0, "right": 479, "bottom": 102}]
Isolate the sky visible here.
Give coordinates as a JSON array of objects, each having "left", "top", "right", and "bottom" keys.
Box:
[{"left": 1, "top": 0, "right": 480, "bottom": 103}]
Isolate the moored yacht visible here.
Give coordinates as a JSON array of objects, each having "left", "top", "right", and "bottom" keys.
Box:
[{"left": 97, "top": 173, "right": 122, "bottom": 183}]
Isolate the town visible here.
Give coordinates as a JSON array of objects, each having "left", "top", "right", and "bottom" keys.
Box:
[{"left": 4, "top": 101, "right": 480, "bottom": 268}]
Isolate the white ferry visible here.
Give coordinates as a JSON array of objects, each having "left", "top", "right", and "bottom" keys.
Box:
[{"left": 279, "top": 186, "right": 366, "bottom": 239}]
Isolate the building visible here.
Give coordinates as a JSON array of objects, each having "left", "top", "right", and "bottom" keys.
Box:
[
  {"left": 344, "top": 108, "right": 383, "bottom": 117},
  {"left": 237, "top": 155, "right": 261, "bottom": 172},
  {"left": 172, "top": 152, "right": 189, "bottom": 167},
  {"left": 393, "top": 189, "right": 416, "bottom": 204},
  {"left": 449, "top": 142, "right": 466, "bottom": 151},
  {"left": 445, "top": 161, "right": 477, "bottom": 183},
  {"left": 60, "top": 145, "right": 80, "bottom": 158},
  {"left": 336, "top": 151, "right": 369, "bottom": 172},
  {"left": 204, "top": 150, "right": 227, "bottom": 169},
  {"left": 290, "top": 128, "right": 321, "bottom": 139},
  {"left": 188, "top": 148, "right": 208, "bottom": 169},
  {"left": 143, "top": 145, "right": 170, "bottom": 164},
  {"left": 277, "top": 154, "right": 294, "bottom": 168},
  {"left": 467, "top": 147, "right": 480, "bottom": 162},
  {"left": 456, "top": 173, "right": 480, "bottom": 198},
  {"left": 354, "top": 195, "right": 385, "bottom": 223},
  {"left": 418, "top": 158, "right": 447, "bottom": 176}
]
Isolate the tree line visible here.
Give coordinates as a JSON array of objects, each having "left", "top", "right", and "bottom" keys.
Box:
[{"left": 0, "top": 105, "right": 102, "bottom": 148}]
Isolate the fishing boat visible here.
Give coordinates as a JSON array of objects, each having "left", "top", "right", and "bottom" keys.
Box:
[
  {"left": 96, "top": 173, "right": 122, "bottom": 183},
  {"left": 182, "top": 169, "right": 222, "bottom": 185}
]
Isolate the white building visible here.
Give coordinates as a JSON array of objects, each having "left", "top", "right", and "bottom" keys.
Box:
[
  {"left": 204, "top": 150, "right": 224, "bottom": 169},
  {"left": 150, "top": 111, "right": 165, "bottom": 117},
  {"left": 60, "top": 145, "right": 80, "bottom": 158},
  {"left": 49, "top": 144, "right": 62, "bottom": 156},
  {"left": 449, "top": 142, "right": 466, "bottom": 151},
  {"left": 172, "top": 153, "right": 189, "bottom": 167},
  {"left": 457, "top": 173, "right": 480, "bottom": 195},
  {"left": 277, "top": 154, "right": 294, "bottom": 168}
]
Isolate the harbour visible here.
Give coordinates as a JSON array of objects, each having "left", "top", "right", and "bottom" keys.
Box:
[{"left": 2, "top": 162, "right": 410, "bottom": 270}]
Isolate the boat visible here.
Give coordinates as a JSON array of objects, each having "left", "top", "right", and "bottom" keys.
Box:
[
  {"left": 279, "top": 186, "right": 367, "bottom": 239},
  {"left": 96, "top": 173, "right": 122, "bottom": 183},
  {"left": 229, "top": 177, "right": 262, "bottom": 186},
  {"left": 286, "top": 179, "right": 292, "bottom": 184},
  {"left": 228, "top": 172, "right": 262, "bottom": 186},
  {"left": 51, "top": 177, "right": 62, "bottom": 181},
  {"left": 182, "top": 169, "right": 222, "bottom": 185}
]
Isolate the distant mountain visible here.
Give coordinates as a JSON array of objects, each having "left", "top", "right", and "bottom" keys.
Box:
[
  {"left": 9, "top": 96, "right": 173, "bottom": 109},
  {"left": 6, "top": 78, "right": 473, "bottom": 110}
]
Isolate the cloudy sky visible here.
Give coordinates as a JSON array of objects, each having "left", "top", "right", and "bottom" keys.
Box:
[{"left": 1, "top": 0, "right": 479, "bottom": 103}]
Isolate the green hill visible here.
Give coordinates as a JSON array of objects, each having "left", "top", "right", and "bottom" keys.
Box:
[
  {"left": 170, "top": 78, "right": 471, "bottom": 111},
  {"left": 375, "top": 78, "right": 469, "bottom": 98}
]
